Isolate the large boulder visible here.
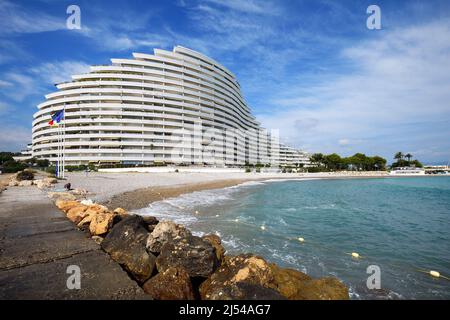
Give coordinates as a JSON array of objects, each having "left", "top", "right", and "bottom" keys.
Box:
[
  {"left": 89, "top": 212, "right": 115, "bottom": 235},
  {"left": 55, "top": 199, "right": 81, "bottom": 212},
  {"left": 142, "top": 267, "right": 195, "bottom": 300},
  {"left": 267, "top": 263, "right": 348, "bottom": 300},
  {"left": 80, "top": 199, "right": 94, "bottom": 206},
  {"left": 71, "top": 188, "right": 88, "bottom": 196},
  {"left": 200, "top": 254, "right": 274, "bottom": 300},
  {"left": 113, "top": 207, "right": 128, "bottom": 217},
  {"left": 156, "top": 235, "right": 219, "bottom": 278},
  {"left": 142, "top": 216, "right": 159, "bottom": 232},
  {"left": 66, "top": 205, "right": 88, "bottom": 224},
  {"left": 76, "top": 208, "right": 97, "bottom": 228},
  {"left": 201, "top": 281, "right": 285, "bottom": 300},
  {"left": 18, "top": 180, "right": 33, "bottom": 187},
  {"left": 75, "top": 204, "right": 112, "bottom": 229},
  {"left": 268, "top": 264, "right": 312, "bottom": 299},
  {"left": 8, "top": 180, "right": 19, "bottom": 187},
  {"left": 101, "top": 215, "right": 156, "bottom": 283},
  {"left": 288, "top": 277, "right": 349, "bottom": 300},
  {"left": 146, "top": 220, "right": 192, "bottom": 253},
  {"left": 87, "top": 203, "right": 109, "bottom": 214},
  {"left": 202, "top": 234, "right": 225, "bottom": 263},
  {"left": 34, "top": 179, "right": 52, "bottom": 189},
  {"left": 43, "top": 177, "right": 58, "bottom": 184},
  {"left": 50, "top": 192, "right": 77, "bottom": 202}
]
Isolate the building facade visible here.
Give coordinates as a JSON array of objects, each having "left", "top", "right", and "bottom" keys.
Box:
[{"left": 32, "top": 46, "right": 308, "bottom": 167}]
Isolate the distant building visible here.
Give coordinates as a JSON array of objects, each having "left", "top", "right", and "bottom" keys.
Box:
[
  {"left": 13, "top": 143, "right": 33, "bottom": 162},
  {"left": 32, "top": 46, "right": 308, "bottom": 167}
]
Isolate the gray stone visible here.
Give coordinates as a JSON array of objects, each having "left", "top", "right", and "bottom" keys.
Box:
[
  {"left": 101, "top": 215, "right": 156, "bottom": 283},
  {"left": 156, "top": 235, "right": 219, "bottom": 278},
  {"left": 146, "top": 220, "right": 192, "bottom": 253}
]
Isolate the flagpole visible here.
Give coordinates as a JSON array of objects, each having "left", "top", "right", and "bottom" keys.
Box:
[
  {"left": 62, "top": 105, "right": 66, "bottom": 179},
  {"left": 58, "top": 121, "right": 61, "bottom": 178},
  {"left": 49, "top": 109, "right": 64, "bottom": 179},
  {"left": 56, "top": 120, "right": 59, "bottom": 178}
]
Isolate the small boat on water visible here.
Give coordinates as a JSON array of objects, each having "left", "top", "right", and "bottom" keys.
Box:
[{"left": 389, "top": 167, "right": 426, "bottom": 175}]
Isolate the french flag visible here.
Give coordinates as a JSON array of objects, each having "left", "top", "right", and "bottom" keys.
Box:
[{"left": 48, "top": 109, "right": 64, "bottom": 126}]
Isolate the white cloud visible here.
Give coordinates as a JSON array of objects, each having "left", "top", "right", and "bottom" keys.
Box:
[
  {"left": 258, "top": 19, "right": 450, "bottom": 162},
  {"left": 202, "top": 0, "right": 281, "bottom": 15},
  {"left": 30, "top": 61, "right": 90, "bottom": 84},
  {"left": 0, "top": 0, "right": 65, "bottom": 34},
  {"left": 1, "top": 60, "right": 89, "bottom": 102},
  {"left": 338, "top": 139, "right": 350, "bottom": 147},
  {"left": 0, "top": 39, "right": 29, "bottom": 64},
  {"left": 1, "top": 73, "right": 37, "bottom": 101},
  {"left": 0, "top": 79, "right": 12, "bottom": 87}
]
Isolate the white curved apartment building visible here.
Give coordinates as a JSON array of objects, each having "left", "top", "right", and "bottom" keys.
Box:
[{"left": 32, "top": 46, "right": 307, "bottom": 167}]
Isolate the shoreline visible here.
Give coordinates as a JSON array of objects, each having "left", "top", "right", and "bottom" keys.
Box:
[
  {"left": 53, "top": 170, "right": 447, "bottom": 210},
  {"left": 101, "top": 172, "right": 428, "bottom": 211},
  {"left": 103, "top": 179, "right": 251, "bottom": 211}
]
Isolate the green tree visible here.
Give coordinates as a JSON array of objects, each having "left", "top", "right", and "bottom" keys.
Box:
[
  {"left": 0, "top": 152, "right": 14, "bottom": 165},
  {"left": 394, "top": 152, "right": 404, "bottom": 160},
  {"left": 36, "top": 159, "right": 50, "bottom": 167},
  {"left": 1, "top": 160, "right": 27, "bottom": 173},
  {"left": 371, "top": 156, "right": 387, "bottom": 170},
  {"left": 405, "top": 153, "right": 413, "bottom": 162},
  {"left": 394, "top": 152, "right": 404, "bottom": 163},
  {"left": 310, "top": 153, "right": 324, "bottom": 166},
  {"left": 410, "top": 159, "right": 423, "bottom": 168},
  {"left": 324, "top": 153, "right": 342, "bottom": 170}
]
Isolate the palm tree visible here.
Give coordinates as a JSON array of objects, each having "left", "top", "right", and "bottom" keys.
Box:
[
  {"left": 405, "top": 153, "right": 413, "bottom": 162},
  {"left": 393, "top": 152, "right": 404, "bottom": 168},
  {"left": 394, "top": 152, "right": 404, "bottom": 161}
]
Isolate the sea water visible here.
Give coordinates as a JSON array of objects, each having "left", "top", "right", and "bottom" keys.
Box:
[{"left": 136, "top": 177, "right": 450, "bottom": 299}]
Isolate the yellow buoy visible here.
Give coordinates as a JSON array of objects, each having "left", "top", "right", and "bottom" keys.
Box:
[
  {"left": 351, "top": 252, "right": 360, "bottom": 259},
  {"left": 430, "top": 270, "right": 440, "bottom": 278},
  {"left": 260, "top": 225, "right": 266, "bottom": 231},
  {"left": 298, "top": 237, "right": 305, "bottom": 243},
  {"left": 234, "top": 218, "right": 239, "bottom": 222},
  {"left": 417, "top": 269, "right": 449, "bottom": 280},
  {"left": 195, "top": 210, "right": 199, "bottom": 214}
]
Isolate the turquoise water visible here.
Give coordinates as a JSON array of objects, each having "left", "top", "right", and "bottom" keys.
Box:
[{"left": 137, "top": 177, "right": 450, "bottom": 299}]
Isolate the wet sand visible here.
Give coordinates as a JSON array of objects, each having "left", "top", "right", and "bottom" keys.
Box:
[{"left": 103, "top": 178, "right": 249, "bottom": 211}]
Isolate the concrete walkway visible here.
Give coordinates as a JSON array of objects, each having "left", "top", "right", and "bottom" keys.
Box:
[{"left": 0, "top": 186, "right": 150, "bottom": 299}]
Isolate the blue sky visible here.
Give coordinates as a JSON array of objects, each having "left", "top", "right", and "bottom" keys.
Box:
[{"left": 1, "top": 0, "right": 449, "bottom": 164}]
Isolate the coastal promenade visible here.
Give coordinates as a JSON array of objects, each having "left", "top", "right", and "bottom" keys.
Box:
[{"left": 0, "top": 186, "right": 149, "bottom": 299}]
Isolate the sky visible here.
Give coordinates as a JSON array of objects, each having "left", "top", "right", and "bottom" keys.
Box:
[{"left": 0, "top": 0, "right": 449, "bottom": 164}]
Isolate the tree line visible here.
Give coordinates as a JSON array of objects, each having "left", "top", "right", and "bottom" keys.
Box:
[
  {"left": 309, "top": 153, "right": 387, "bottom": 171},
  {"left": 392, "top": 152, "right": 423, "bottom": 168},
  {"left": 0, "top": 152, "right": 49, "bottom": 173}
]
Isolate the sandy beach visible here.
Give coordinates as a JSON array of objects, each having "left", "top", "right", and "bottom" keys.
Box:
[{"left": 55, "top": 171, "right": 390, "bottom": 211}]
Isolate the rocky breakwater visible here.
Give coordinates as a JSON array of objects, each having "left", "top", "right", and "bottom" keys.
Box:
[
  {"left": 52, "top": 196, "right": 349, "bottom": 300},
  {"left": 7, "top": 170, "right": 58, "bottom": 189}
]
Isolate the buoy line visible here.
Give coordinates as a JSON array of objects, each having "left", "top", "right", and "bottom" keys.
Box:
[
  {"left": 198, "top": 215, "right": 450, "bottom": 283},
  {"left": 417, "top": 269, "right": 450, "bottom": 280}
]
